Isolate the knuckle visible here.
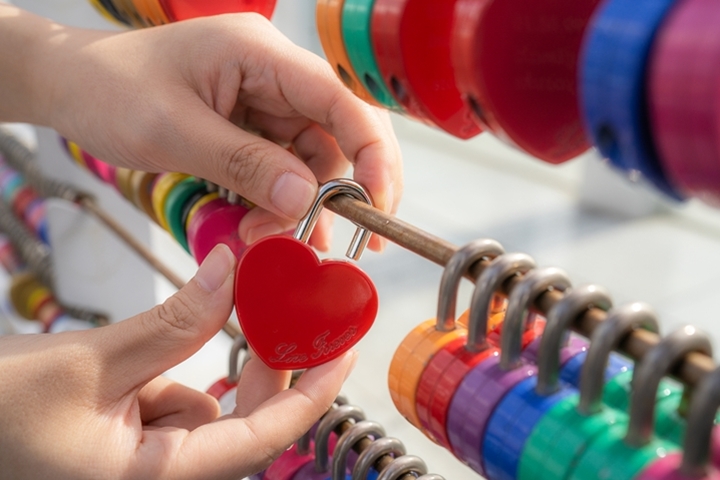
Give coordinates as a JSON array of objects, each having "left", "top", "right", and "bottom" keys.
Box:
[
  {"left": 221, "top": 142, "right": 274, "bottom": 197},
  {"left": 149, "top": 295, "right": 198, "bottom": 340}
]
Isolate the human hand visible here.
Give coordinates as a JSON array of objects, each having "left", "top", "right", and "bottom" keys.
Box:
[
  {"left": 2, "top": 7, "right": 403, "bottom": 251},
  {"left": 0, "top": 244, "right": 357, "bottom": 480}
]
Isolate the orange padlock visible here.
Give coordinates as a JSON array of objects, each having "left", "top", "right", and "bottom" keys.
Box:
[
  {"left": 316, "top": 0, "right": 378, "bottom": 105},
  {"left": 388, "top": 239, "right": 505, "bottom": 429}
]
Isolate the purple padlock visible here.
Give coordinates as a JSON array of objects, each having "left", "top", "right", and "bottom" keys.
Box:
[
  {"left": 292, "top": 405, "right": 365, "bottom": 480},
  {"left": 445, "top": 253, "right": 541, "bottom": 475}
]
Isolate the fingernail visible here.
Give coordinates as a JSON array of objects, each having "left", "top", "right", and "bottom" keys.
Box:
[
  {"left": 343, "top": 350, "right": 359, "bottom": 381},
  {"left": 271, "top": 172, "right": 316, "bottom": 219},
  {"left": 246, "top": 222, "right": 285, "bottom": 245},
  {"left": 195, "top": 244, "right": 235, "bottom": 292}
]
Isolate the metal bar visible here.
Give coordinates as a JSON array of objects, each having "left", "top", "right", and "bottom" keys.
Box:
[{"left": 326, "top": 194, "right": 715, "bottom": 389}]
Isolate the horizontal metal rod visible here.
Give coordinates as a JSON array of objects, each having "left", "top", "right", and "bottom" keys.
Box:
[{"left": 326, "top": 194, "right": 715, "bottom": 389}]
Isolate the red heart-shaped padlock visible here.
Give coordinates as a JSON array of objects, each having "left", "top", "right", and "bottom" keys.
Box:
[{"left": 234, "top": 235, "right": 378, "bottom": 370}]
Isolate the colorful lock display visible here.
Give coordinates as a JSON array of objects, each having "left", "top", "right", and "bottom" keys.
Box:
[{"left": 389, "top": 239, "right": 505, "bottom": 431}]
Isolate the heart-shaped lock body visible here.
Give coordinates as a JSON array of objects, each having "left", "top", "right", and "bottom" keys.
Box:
[
  {"left": 342, "top": 0, "right": 400, "bottom": 108},
  {"left": 317, "top": 0, "right": 377, "bottom": 104},
  {"left": 579, "top": 0, "right": 684, "bottom": 199},
  {"left": 452, "top": 0, "right": 596, "bottom": 163},
  {"left": 482, "top": 268, "right": 575, "bottom": 480},
  {"left": 187, "top": 198, "right": 250, "bottom": 264},
  {"left": 159, "top": 0, "right": 276, "bottom": 21},
  {"left": 389, "top": 240, "right": 506, "bottom": 431},
  {"left": 235, "top": 235, "right": 377, "bottom": 370},
  {"left": 163, "top": 177, "right": 207, "bottom": 252},
  {"left": 518, "top": 302, "right": 658, "bottom": 480},
  {"left": 370, "top": 0, "right": 481, "bottom": 139},
  {"left": 570, "top": 327, "right": 711, "bottom": 480},
  {"left": 648, "top": 0, "right": 720, "bottom": 205}
]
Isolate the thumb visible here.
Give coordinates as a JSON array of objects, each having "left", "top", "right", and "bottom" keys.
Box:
[{"left": 96, "top": 244, "right": 236, "bottom": 396}]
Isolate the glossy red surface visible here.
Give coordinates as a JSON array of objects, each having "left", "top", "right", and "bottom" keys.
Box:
[
  {"left": 235, "top": 235, "right": 378, "bottom": 370},
  {"left": 160, "top": 0, "right": 276, "bottom": 21}
]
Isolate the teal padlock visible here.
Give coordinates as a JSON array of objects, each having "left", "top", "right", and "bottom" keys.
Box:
[
  {"left": 569, "top": 326, "right": 711, "bottom": 480},
  {"left": 518, "top": 301, "right": 659, "bottom": 480},
  {"left": 342, "top": 0, "right": 400, "bottom": 109}
]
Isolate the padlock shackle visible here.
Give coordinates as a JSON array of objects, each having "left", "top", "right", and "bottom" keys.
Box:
[
  {"left": 626, "top": 326, "right": 713, "bottom": 447},
  {"left": 536, "top": 285, "right": 613, "bottom": 396},
  {"left": 436, "top": 239, "right": 504, "bottom": 332},
  {"left": 227, "top": 333, "right": 249, "bottom": 384},
  {"left": 577, "top": 303, "right": 659, "bottom": 415},
  {"left": 681, "top": 366, "right": 720, "bottom": 477},
  {"left": 500, "top": 267, "right": 571, "bottom": 370},
  {"left": 332, "top": 421, "right": 386, "bottom": 480},
  {"left": 314, "top": 405, "right": 366, "bottom": 473},
  {"left": 467, "top": 253, "right": 535, "bottom": 353},
  {"left": 352, "top": 437, "right": 406, "bottom": 480},
  {"left": 376, "top": 455, "right": 428, "bottom": 480},
  {"left": 293, "top": 179, "right": 373, "bottom": 261}
]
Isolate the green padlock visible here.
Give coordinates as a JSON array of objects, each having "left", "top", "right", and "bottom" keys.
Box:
[
  {"left": 518, "top": 301, "right": 658, "bottom": 480},
  {"left": 342, "top": 0, "right": 401, "bottom": 109},
  {"left": 569, "top": 326, "right": 711, "bottom": 480},
  {"left": 163, "top": 177, "right": 208, "bottom": 253}
]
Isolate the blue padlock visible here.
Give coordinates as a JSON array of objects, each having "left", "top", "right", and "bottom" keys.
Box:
[
  {"left": 351, "top": 438, "right": 404, "bottom": 480},
  {"left": 481, "top": 267, "right": 575, "bottom": 480},
  {"left": 579, "top": 0, "right": 684, "bottom": 199},
  {"left": 332, "top": 421, "right": 383, "bottom": 480}
]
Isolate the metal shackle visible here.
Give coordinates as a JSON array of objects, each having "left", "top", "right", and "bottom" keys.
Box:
[
  {"left": 293, "top": 179, "right": 374, "bottom": 261},
  {"left": 500, "top": 267, "right": 572, "bottom": 370},
  {"left": 436, "top": 239, "right": 504, "bottom": 332},
  {"left": 332, "top": 421, "right": 386, "bottom": 480},
  {"left": 536, "top": 285, "right": 613, "bottom": 395},
  {"left": 467, "top": 253, "right": 536, "bottom": 353},
  {"left": 376, "top": 455, "right": 428, "bottom": 480},
  {"left": 351, "top": 437, "right": 406, "bottom": 480},
  {"left": 578, "top": 303, "right": 659, "bottom": 415},
  {"left": 227, "top": 333, "right": 249, "bottom": 384},
  {"left": 681, "top": 366, "right": 720, "bottom": 477},
  {"left": 314, "top": 405, "right": 366, "bottom": 473},
  {"left": 626, "top": 326, "right": 713, "bottom": 447}
]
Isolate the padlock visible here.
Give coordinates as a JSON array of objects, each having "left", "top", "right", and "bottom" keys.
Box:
[
  {"left": 375, "top": 455, "right": 428, "bottom": 480},
  {"left": 293, "top": 405, "right": 366, "bottom": 480},
  {"left": 482, "top": 267, "right": 574, "bottom": 480},
  {"left": 88, "top": 0, "right": 128, "bottom": 26},
  {"left": 414, "top": 262, "right": 506, "bottom": 448},
  {"left": 158, "top": 0, "right": 276, "bottom": 21},
  {"left": 184, "top": 191, "right": 219, "bottom": 230},
  {"left": 388, "top": 239, "right": 505, "bottom": 430},
  {"left": 647, "top": 0, "right": 720, "bottom": 205},
  {"left": 636, "top": 365, "right": 720, "bottom": 479},
  {"left": 316, "top": 0, "right": 377, "bottom": 104},
  {"left": 445, "top": 253, "right": 538, "bottom": 475},
  {"left": 570, "top": 326, "right": 710, "bottom": 480},
  {"left": 151, "top": 172, "right": 190, "bottom": 232},
  {"left": 162, "top": 177, "right": 208, "bottom": 252},
  {"left": 341, "top": 0, "right": 399, "bottom": 108},
  {"left": 518, "top": 301, "right": 659, "bottom": 480},
  {"left": 186, "top": 197, "right": 250, "bottom": 263},
  {"left": 265, "top": 441, "right": 317, "bottom": 480},
  {"left": 114, "top": 0, "right": 149, "bottom": 27},
  {"left": 579, "top": 0, "right": 684, "bottom": 199},
  {"left": 332, "top": 420, "right": 385, "bottom": 480},
  {"left": 114, "top": 167, "right": 135, "bottom": 202},
  {"left": 129, "top": 171, "right": 160, "bottom": 224},
  {"left": 369, "top": 0, "right": 481, "bottom": 139},
  {"left": 351, "top": 437, "right": 405, "bottom": 480},
  {"left": 451, "top": 0, "right": 596, "bottom": 163}
]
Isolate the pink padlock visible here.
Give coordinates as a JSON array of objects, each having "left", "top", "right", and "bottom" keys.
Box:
[
  {"left": 186, "top": 198, "right": 250, "bottom": 263},
  {"left": 648, "top": 0, "right": 720, "bottom": 205},
  {"left": 635, "top": 365, "right": 720, "bottom": 479}
]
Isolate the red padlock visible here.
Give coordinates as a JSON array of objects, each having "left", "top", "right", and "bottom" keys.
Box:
[
  {"left": 367, "top": 0, "right": 481, "bottom": 139},
  {"left": 159, "top": 0, "right": 276, "bottom": 22},
  {"left": 452, "top": 0, "right": 597, "bottom": 162}
]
